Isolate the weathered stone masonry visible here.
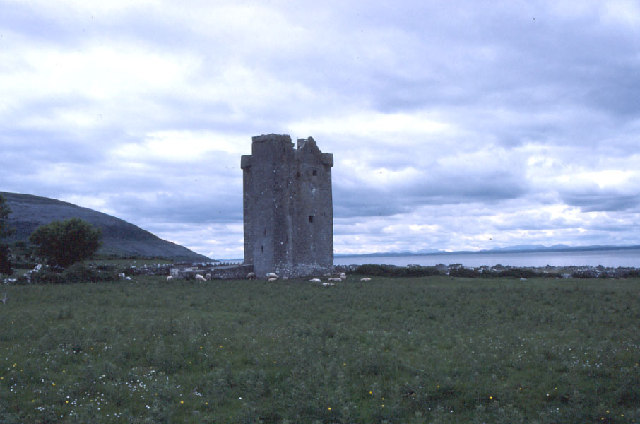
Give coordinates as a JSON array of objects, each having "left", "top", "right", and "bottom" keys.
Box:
[{"left": 241, "top": 134, "right": 333, "bottom": 278}]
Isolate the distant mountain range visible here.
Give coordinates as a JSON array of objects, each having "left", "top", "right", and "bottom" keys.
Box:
[
  {"left": 474, "top": 244, "right": 640, "bottom": 253},
  {"left": 2, "top": 192, "right": 211, "bottom": 262},
  {"left": 335, "top": 244, "right": 640, "bottom": 257}
]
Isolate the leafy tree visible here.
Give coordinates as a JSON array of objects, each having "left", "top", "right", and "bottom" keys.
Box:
[
  {"left": 29, "top": 218, "right": 102, "bottom": 268},
  {"left": 0, "top": 194, "right": 13, "bottom": 275},
  {"left": 0, "top": 244, "right": 11, "bottom": 275},
  {"left": 0, "top": 194, "right": 13, "bottom": 239}
]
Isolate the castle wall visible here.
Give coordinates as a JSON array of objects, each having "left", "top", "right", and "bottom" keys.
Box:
[
  {"left": 241, "top": 134, "right": 333, "bottom": 278},
  {"left": 292, "top": 138, "right": 333, "bottom": 273}
]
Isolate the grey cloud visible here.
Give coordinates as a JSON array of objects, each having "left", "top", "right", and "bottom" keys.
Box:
[
  {"left": 113, "top": 192, "right": 242, "bottom": 226},
  {"left": 0, "top": 1, "right": 189, "bottom": 49},
  {"left": 586, "top": 67, "right": 640, "bottom": 117},
  {"left": 590, "top": 222, "right": 640, "bottom": 233},
  {"left": 562, "top": 192, "right": 640, "bottom": 212},
  {"left": 0, "top": 2, "right": 71, "bottom": 43},
  {"left": 333, "top": 167, "right": 527, "bottom": 220},
  {"left": 406, "top": 170, "right": 528, "bottom": 202},
  {"left": 354, "top": 2, "right": 639, "bottom": 143},
  {"left": 334, "top": 192, "right": 410, "bottom": 218},
  {"left": 1, "top": 128, "right": 118, "bottom": 162}
]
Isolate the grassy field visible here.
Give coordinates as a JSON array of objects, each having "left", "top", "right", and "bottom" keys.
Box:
[{"left": 1, "top": 276, "right": 639, "bottom": 423}]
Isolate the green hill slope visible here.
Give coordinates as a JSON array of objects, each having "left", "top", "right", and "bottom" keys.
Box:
[{"left": 2, "top": 192, "right": 211, "bottom": 262}]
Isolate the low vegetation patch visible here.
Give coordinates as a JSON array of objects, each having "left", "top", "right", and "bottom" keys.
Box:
[{"left": 1, "top": 276, "right": 639, "bottom": 423}]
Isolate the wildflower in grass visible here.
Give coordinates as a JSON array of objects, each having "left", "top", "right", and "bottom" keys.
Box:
[
  {"left": 369, "top": 390, "right": 373, "bottom": 395},
  {"left": 489, "top": 395, "right": 493, "bottom": 400},
  {"left": 180, "top": 400, "right": 184, "bottom": 405}
]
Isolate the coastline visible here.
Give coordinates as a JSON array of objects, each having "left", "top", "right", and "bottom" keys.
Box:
[
  {"left": 334, "top": 247, "right": 640, "bottom": 268},
  {"left": 333, "top": 262, "right": 640, "bottom": 279}
]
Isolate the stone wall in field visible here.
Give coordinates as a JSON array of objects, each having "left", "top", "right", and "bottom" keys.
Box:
[{"left": 170, "top": 264, "right": 254, "bottom": 280}]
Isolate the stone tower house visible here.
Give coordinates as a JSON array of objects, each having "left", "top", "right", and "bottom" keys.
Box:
[{"left": 241, "top": 134, "right": 333, "bottom": 278}]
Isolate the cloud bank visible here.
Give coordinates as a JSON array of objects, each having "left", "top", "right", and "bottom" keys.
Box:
[{"left": 2, "top": 0, "right": 639, "bottom": 258}]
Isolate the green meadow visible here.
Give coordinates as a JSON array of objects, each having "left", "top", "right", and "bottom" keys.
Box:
[{"left": 1, "top": 276, "right": 639, "bottom": 423}]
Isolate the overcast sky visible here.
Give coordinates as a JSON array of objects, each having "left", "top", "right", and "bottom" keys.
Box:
[{"left": 2, "top": 0, "right": 640, "bottom": 258}]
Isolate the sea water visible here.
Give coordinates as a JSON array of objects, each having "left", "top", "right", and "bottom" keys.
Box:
[{"left": 334, "top": 248, "right": 640, "bottom": 268}]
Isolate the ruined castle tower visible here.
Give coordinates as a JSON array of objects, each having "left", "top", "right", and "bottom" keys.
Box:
[{"left": 241, "top": 134, "right": 333, "bottom": 278}]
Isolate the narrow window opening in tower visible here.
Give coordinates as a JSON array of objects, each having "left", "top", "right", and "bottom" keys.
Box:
[
  {"left": 309, "top": 215, "right": 314, "bottom": 223},
  {"left": 263, "top": 229, "right": 267, "bottom": 236},
  {"left": 261, "top": 245, "right": 264, "bottom": 253},
  {"left": 296, "top": 171, "right": 301, "bottom": 178},
  {"left": 312, "top": 169, "right": 317, "bottom": 176}
]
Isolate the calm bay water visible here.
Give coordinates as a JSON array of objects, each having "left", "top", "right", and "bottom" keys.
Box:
[{"left": 334, "top": 248, "right": 640, "bottom": 268}]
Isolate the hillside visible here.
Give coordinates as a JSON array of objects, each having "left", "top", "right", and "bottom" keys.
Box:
[{"left": 1, "top": 192, "right": 211, "bottom": 262}]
